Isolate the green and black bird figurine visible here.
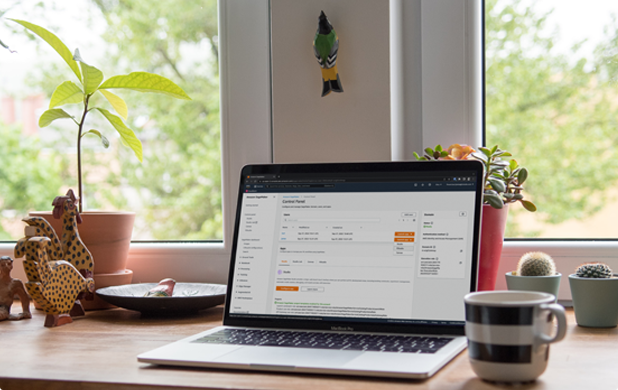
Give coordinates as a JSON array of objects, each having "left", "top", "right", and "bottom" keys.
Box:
[{"left": 313, "top": 10, "right": 343, "bottom": 97}]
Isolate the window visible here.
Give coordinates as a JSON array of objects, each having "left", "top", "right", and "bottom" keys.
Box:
[
  {"left": 486, "top": 0, "right": 618, "bottom": 238},
  {"left": 3, "top": 1, "right": 616, "bottom": 287},
  {"left": 0, "top": 0, "right": 221, "bottom": 241},
  {"left": 0, "top": 0, "right": 272, "bottom": 284}
]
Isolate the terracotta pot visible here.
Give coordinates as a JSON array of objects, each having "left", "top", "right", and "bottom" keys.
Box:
[
  {"left": 477, "top": 204, "right": 509, "bottom": 291},
  {"left": 28, "top": 211, "right": 135, "bottom": 274}
]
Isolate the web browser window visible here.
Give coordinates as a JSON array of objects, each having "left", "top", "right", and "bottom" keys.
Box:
[{"left": 228, "top": 168, "right": 480, "bottom": 326}]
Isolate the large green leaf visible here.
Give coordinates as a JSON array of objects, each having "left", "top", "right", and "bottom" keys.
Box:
[
  {"left": 10, "top": 19, "right": 82, "bottom": 82},
  {"left": 39, "top": 109, "right": 74, "bottom": 127},
  {"left": 94, "top": 108, "right": 143, "bottom": 162},
  {"left": 79, "top": 61, "right": 104, "bottom": 95},
  {"left": 98, "top": 89, "right": 128, "bottom": 120},
  {"left": 49, "top": 81, "right": 83, "bottom": 109},
  {"left": 99, "top": 72, "right": 191, "bottom": 100}
]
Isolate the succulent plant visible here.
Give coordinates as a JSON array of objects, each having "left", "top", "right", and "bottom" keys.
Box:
[
  {"left": 575, "top": 263, "right": 614, "bottom": 278},
  {"left": 515, "top": 252, "right": 556, "bottom": 276},
  {"left": 413, "top": 144, "right": 536, "bottom": 212}
]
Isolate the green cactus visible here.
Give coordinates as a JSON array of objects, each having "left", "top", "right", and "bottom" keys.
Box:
[
  {"left": 575, "top": 263, "right": 613, "bottom": 278},
  {"left": 516, "top": 252, "right": 556, "bottom": 276}
]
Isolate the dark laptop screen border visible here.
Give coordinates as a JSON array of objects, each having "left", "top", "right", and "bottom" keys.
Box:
[{"left": 224, "top": 161, "right": 484, "bottom": 336}]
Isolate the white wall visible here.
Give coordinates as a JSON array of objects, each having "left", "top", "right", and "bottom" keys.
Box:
[{"left": 271, "top": 0, "right": 391, "bottom": 163}]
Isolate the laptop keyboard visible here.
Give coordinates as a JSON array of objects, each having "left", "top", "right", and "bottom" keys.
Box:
[{"left": 193, "top": 328, "right": 453, "bottom": 354}]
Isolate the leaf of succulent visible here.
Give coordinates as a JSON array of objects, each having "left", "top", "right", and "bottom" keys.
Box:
[
  {"left": 49, "top": 81, "right": 83, "bottom": 109},
  {"left": 488, "top": 178, "right": 506, "bottom": 193},
  {"left": 99, "top": 71, "right": 191, "bottom": 100},
  {"left": 479, "top": 147, "right": 492, "bottom": 158},
  {"left": 520, "top": 200, "right": 537, "bottom": 212},
  {"left": 10, "top": 19, "right": 82, "bottom": 82},
  {"left": 95, "top": 108, "right": 143, "bottom": 162},
  {"left": 484, "top": 192, "right": 504, "bottom": 209},
  {"left": 471, "top": 151, "right": 488, "bottom": 162},
  {"left": 39, "top": 108, "right": 74, "bottom": 127},
  {"left": 517, "top": 167, "right": 528, "bottom": 185},
  {"left": 82, "top": 129, "right": 110, "bottom": 148},
  {"left": 99, "top": 89, "right": 128, "bottom": 120}
]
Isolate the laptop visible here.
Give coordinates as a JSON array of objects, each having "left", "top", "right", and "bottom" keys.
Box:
[{"left": 138, "top": 160, "right": 484, "bottom": 379}]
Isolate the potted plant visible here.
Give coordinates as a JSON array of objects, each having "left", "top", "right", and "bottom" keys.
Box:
[
  {"left": 569, "top": 263, "right": 618, "bottom": 328},
  {"left": 505, "top": 252, "right": 561, "bottom": 299},
  {"left": 10, "top": 19, "right": 190, "bottom": 307},
  {"left": 414, "top": 144, "right": 536, "bottom": 290}
]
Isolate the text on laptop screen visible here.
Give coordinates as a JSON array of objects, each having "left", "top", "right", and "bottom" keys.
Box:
[{"left": 228, "top": 168, "right": 479, "bottom": 327}]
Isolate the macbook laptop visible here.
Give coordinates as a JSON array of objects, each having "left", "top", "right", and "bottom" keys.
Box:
[{"left": 138, "top": 160, "right": 484, "bottom": 379}]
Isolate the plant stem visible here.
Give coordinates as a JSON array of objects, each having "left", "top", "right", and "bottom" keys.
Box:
[{"left": 77, "top": 95, "right": 91, "bottom": 213}]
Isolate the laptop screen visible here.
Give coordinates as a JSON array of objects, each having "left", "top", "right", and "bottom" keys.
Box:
[{"left": 224, "top": 161, "right": 484, "bottom": 335}]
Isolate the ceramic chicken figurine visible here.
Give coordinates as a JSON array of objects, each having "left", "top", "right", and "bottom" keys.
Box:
[
  {"left": 14, "top": 189, "right": 95, "bottom": 327},
  {"left": 313, "top": 10, "right": 343, "bottom": 97}
]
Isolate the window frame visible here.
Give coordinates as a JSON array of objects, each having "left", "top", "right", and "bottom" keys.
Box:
[{"left": 2, "top": 0, "right": 617, "bottom": 294}]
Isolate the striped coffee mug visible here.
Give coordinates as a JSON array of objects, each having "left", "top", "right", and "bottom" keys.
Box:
[{"left": 464, "top": 291, "right": 566, "bottom": 383}]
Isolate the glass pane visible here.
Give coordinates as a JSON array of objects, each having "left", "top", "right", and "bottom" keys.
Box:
[
  {"left": 0, "top": 0, "right": 221, "bottom": 241},
  {"left": 485, "top": 0, "right": 618, "bottom": 238}
]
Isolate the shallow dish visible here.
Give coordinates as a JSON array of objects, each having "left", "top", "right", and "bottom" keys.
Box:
[{"left": 96, "top": 283, "right": 226, "bottom": 314}]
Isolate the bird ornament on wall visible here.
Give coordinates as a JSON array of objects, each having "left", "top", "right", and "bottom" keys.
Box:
[
  {"left": 14, "top": 189, "right": 95, "bottom": 327},
  {"left": 313, "top": 10, "right": 343, "bottom": 97}
]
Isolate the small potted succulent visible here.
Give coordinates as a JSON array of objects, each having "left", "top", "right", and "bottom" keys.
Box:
[
  {"left": 414, "top": 144, "right": 536, "bottom": 291},
  {"left": 569, "top": 263, "right": 618, "bottom": 328},
  {"left": 505, "top": 252, "right": 561, "bottom": 300}
]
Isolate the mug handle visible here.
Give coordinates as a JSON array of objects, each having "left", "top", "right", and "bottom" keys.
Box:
[{"left": 536, "top": 303, "right": 567, "bottom": 345}]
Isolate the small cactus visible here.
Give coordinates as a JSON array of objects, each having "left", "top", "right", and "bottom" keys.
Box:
[
  {"left": 575, "top": 263, "right": 613, "bottom": 278},
  {"left": 516, "top": 252, "right": 556, "bottom": 276}
]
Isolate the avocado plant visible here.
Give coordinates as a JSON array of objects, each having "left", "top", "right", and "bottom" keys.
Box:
[{"left": 10, "top": 19, "right": 191, "bottom": 212}]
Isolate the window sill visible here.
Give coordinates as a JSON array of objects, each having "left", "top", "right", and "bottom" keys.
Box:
[
  {"left": 0, "top": 241, "right": 231, "bottom": 285},
  {"left": 3, "top": 239, "right": 617, "bottom": 300}
]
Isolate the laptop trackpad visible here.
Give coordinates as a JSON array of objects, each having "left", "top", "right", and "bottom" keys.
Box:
[{"left": 215, "top": 346, "right": 362, "bottom": 368}]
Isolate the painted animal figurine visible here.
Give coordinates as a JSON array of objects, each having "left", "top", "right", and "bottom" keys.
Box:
[
  {"left": 14, "top": 190, "right": 95, "bottom": 327},
  {"left": 313, "top": 10, "right": 343, "bottom": 97},
  {"left": 144, "top": 278, "right": 176, "bottom": 297},
  {"left": 0, "top": 256, "right": 32, "bottom": 321},
  {"left": 20, "top": 189, "right": 94, "bottom": 279}
]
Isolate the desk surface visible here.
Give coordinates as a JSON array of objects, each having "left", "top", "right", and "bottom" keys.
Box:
[{"left": 1, "top": 302, "right": 617, "bottom": 390}]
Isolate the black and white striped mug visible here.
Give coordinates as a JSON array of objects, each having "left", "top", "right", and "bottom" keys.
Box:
[{"left": 464, "top": 291, "right": 566, "bottom": 383}]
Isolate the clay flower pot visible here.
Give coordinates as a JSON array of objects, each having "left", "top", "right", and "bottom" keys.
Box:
[{"left": 29, "top": 211, "right": 135, "bottom": 274}]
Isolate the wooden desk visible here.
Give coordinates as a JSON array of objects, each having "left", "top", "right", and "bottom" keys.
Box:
[{"left": 1, "top": 302, "right": 617, "bottom": 390}]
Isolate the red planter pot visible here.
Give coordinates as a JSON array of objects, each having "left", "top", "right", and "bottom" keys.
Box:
[{"left": 477, "top": 204, "right": 509, "bottom": 291}]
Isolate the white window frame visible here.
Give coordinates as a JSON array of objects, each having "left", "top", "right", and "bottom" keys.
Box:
[{"left": 3, "top": 0, "right": 617, "bottom": 298}]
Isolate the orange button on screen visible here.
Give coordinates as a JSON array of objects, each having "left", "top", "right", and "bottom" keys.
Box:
[{"left": 276, "top": 286, "right": 299, "bottom": 292}]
